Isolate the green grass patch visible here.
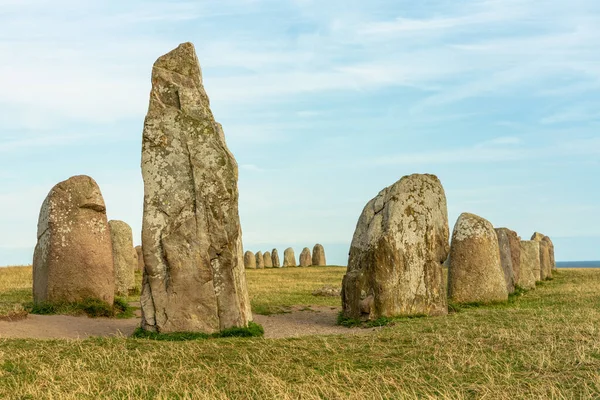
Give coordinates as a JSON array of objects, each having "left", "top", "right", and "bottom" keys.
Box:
[
  {"left": 28, "top": 297, "right": 135, "bottom": 318},
  {"left": 131, "top": 322, "right": 264, "bottom": 341},
  {"left": 337, "top": 312, "right": 427, "bottom": 328}
]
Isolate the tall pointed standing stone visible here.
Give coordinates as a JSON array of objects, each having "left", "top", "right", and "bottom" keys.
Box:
[
  {"left": 109, "top": 220, "right": 137, "bottom": 296},
  {"left": 342, "top": 174, "right": 450, "bottom": 320},
  {"left": 32, "top": 175, "right": 114, "bottom": 305},
  {"left": 271, "top": 249, "right": 281, "bottom": 268},
  {"left": 140, "top": 42, "right": 251, "bottom": 333}
]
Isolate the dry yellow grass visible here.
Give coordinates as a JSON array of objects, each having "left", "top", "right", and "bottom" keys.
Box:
[{"left": 0, "top": 266, "right": 599, "bottom": 399}]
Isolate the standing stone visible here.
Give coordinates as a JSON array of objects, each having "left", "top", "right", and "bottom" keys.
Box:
[
  {"left": 448, "top": 213, "right": 508, "bottom": 304},
  {"left": 531, "top": 232, "right": 552, "bottom": 280},
  {"left": 342, "top": 174, "right": 450, "bottom": 320},
  {"left": 255, "top": 251, "right": 265, "bottom": 269},
  {"left": 140, "top": 42, "right": 251, "bottom": 333},
  {"left": 543, "top": 236, "right": 556, "bottom": 272},
  {"left": 32, "top": 175, "right": 114, "bottom": 305},
  {"left": 299, "top": 247, "right": 312, "bottom": 267},
  {"left": 312, "top": 244, "right": 326, "bottom": 266},
  {"left": 135, "top": 245, "right": 145, "bottom": 272},
  {"left": 283, "top": 248, "right": 296, "bottom": 267},
  {"left": 518, "top": 241, "right": 538, "bottom": 289},
  {"left": 505, "top": 230, "right": 521, "bottom": 287},
  {"left": 495, "top": 228, "right": 516, "bottom": 294},
  {"left": 263, "top": 251, "right": 273, "bottom": 268},
  {"left": 244, "top": 251, "right": 256, "bottom": 269},
  {"left": 109, "top": 220, "right": 137, "bottom": 297},
  {"left": 271, "top": 249, "right": 281, "bottom": 268}
]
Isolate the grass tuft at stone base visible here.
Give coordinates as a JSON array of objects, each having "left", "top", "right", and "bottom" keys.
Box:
[
  {"left": 28, "top": 297, "right": 134, "bottom": 319},
  {"left": 131, "top": 322, "right": 265, "bottom": 341}
]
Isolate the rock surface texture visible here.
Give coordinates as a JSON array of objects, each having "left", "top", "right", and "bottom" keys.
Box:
[
  {"left": 299, "top": 247, "right": 312, "bottom": 267},
  {"left": 140, "top": 42, "right": 251, "bottom": 333},
  {"left": 518, "top": 241, "right": 539, "bottom": 289},
  {"left": 495, "top": 228, "right": 516, "bottom": 294},
  {"left": 244, "top": 251, "right": 256, "bottom": 269},
  {"left": 255, "top": 251, "right": 264, "bottom": 269},
  {"left": 271, "top": 249, "right": 281, "bottom": 268},
  {"left": 448, "top": 213, "right": 508, "bottom": 304},
  {"left": 263, "top": 251, "right": 273, "bottom": 268},
  {"left": 312, "top": 244, "right": 326, "bottom": 266},
  {"left": 341, "top": 174, "right": 450, "bottom": 320},
  {"left": 283, "top": 248, "right": 296, "bottom": 267},
  {"left": 32, "top": 175, "right": 114, "bottom": 305},
  {"left": 135, "top": 246, "right": 145, "bottom": 272},
  {"left": 109, "top": 220, "right": 137, "bottom": 296}
]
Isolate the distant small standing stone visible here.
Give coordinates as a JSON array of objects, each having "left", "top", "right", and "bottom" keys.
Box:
[
  {"left": 299, "top": 247, "right": 312, "bottom": 267},
  {"left": 448, "top": 213, "right": 508, "bottom": 304},
  {"left": 109, "top": 220, "right": 137, "bottom": 297},
  {"left": 312, "top": 244, "right": 326, "bottom": 266},
  {"left": 271, "top": 249, "right": 281, "bottom": 268},
  {"left": 244, "top": 251, "right": 256, "bottom": 269},
  {"left": 531, "top": 232, "right": 553, "bottom": 280},
  {"left": 283, "top": 248, "right": 296, "bottom": 267}
]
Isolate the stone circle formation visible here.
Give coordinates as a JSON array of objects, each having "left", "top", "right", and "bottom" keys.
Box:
[{"left": 30, "top": 41, "right": 557, "bottom": 334}]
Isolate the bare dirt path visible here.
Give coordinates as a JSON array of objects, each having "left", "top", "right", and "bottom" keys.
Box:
[{"left": 0, "top": 306, "right": 376, "bottom": 340}]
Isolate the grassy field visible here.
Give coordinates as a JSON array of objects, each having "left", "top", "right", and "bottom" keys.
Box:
[{"left": 1, "top": 266, "right": 600, "bottom": 398}]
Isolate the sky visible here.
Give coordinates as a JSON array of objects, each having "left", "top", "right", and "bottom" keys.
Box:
[{"left": 0, "top": 0, "right": 599, "bottom": 266}]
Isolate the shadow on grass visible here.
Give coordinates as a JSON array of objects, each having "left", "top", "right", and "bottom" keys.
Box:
[
  {"left": 131, "top": 322, "right": 265, "bottom": 341},
  {"left": 27, "top": 297, "right": 134, "bottom": 319}
]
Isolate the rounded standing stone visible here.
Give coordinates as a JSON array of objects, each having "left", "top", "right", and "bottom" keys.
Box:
[
  {"left": 312, "top": 244, "right": 326, "bottom": 266},
  {"left": 32, "top": 175, "right": 114, "bottom": 306},
  {"left": 283, "top": 248, "right": 296, "bottom": 267},
  {"left": 299, "top": 247, "right": 312, "bottom": 267},
  {"left": 448, "top": 213, "right": 508, "bottom": 304},
  {"left": 255, "top": 251, "right": 264, "bottom": 269},
  {"left": 518, "top": 241, "right": 539, "bottom": 289},
  {"left": 263, "top": 251, "right": 273, "bottom": 268},
  {"left": 244, "top": 251, "right": 256, "bottom": 269},
  {"left": 342, "top": 174, "right": 450, "bottom": 320},
  {"left": 531, "top": 232, "right": 553, "bottom": 280}
]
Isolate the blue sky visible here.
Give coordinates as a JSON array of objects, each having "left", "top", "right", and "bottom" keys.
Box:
[{"left": 1, "top": 0, "right": 599, "bottom": 265}]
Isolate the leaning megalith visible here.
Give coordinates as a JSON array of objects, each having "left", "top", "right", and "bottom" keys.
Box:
[
  {"left": 495, "top": 228, "right": 516, "bottom": 294},
  {"left": 263, "top": 251, "right": 273, "bottom": 268},
  {"left": 135, "top": 246, "right": 145, "bottom": 272},
  {"left": 109, "top": 220, "right": 137, "bottom": 297},
  {"left": 283, "top": 248, "right": 296, "bottom": 267},
  {"left": 341, "top": 174, "right": 450, "bottom": 320},
  {"left": 518, "top": 241, "right": 538, "bottom": 289},
  {"left": 140, "top": 42, "right": 251, "bottom": 333},
  {"left": 255, "top": 251, "right": 265, "bottom": 269},
  {"left": 448, "top": 213, "right": 508, "bottom": 304},
  {"left": 312, "top": 244, "right": 326, "bottom": 266},
  {"left": 532, "top": 232, "right": 553, "bottom": 280},
  {"left": 244, "top": 251, "right": 256, "bottom": 269},
  {"left": 299, "top": 247, "right": 312, "bottom": 267},
  {"left": 271, "top": 249, "right": 281, "bottom": 268},
  {"left": 33, "top": 175, "right": 114, "bottom": 305}
]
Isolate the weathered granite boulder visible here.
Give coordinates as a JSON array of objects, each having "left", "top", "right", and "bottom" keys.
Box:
[
  {"left": 312, "top": 244, "right": 326, "bottom": 266},
  {"left": 518, "top": 241, "right": 538, "bottom": 289},
  {"left": 532, "top": 232, "right": 553, "bottom": 280},
  {"left": 140, "top": 42, "right": 251, "bottom": 333},
  {"left": 32, "top": 175, "right": 114, "bottom": 305},
  {"left": 263, "top": 251, "right": 273, "bottom": 268},
  {"left": 495, "top": 228, "right": 516, "bottom": 294},
  {"left": 283, "top": 248, "right": 296, "bottom": 267},
  {"left": 135, "top": 245, "right": 145, "bottom": 272},
  {"left": 299, "top": 247, "right": 312, "bottom": 267},
  {"left": 341, "top": 174, "right": 450, "bottom": 320},
  {"left": 271, "top": 249, "right": 281, "bottom": 268},
  {"left": 109, "top": 220, "right": 137, "bottom": 296},
  {"left": 448, "top": 213, "right": 508, "bottom": 304},
  {"left": 244, "top": 251, "right": 256, "bottom": 269},
  {"left": 505, "top": 229, "right": 521, "bottom": 287},
  {"left": 255, "top": 251, "right": 265, "bottom": 269}
]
